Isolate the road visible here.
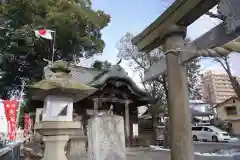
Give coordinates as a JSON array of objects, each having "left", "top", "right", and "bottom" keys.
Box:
[
  {"left": 193, "top": 141, "right": 240, "bottom": 153},
  {"left": 128, "top": 151, "right": 240, "bottom": 160},
  {"left": 127, "top": 141, "right": 240, "bottom": 160}
]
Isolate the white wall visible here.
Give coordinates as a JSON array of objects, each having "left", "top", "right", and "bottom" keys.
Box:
[
  {"left": 0, "top": 100, "right": 8, "bottom": 135},
  {"left": 190, "top": 104, "right": 205, "bottom": 112},
  {"left": 189, "top": 103, "right": 214, "bottom": 113}
]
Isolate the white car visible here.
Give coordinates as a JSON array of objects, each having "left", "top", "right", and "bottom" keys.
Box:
[{"left": 192, "top": 126, "right": 230, "bottom": 142}]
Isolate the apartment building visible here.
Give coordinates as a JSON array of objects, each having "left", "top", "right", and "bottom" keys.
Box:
[{"left": 200, "top": 70, "right": 240, "bottom": 104}]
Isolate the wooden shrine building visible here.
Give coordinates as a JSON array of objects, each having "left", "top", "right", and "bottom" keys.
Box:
[{"left": 42, "top": 62, "right": 150, "bottom": 146}]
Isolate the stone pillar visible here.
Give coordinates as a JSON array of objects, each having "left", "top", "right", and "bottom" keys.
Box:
[
  {"left": 124, "top": 101, "right": 130, "bottom": 145},
  {"left": 164, "top": 26, "right": 194, "bottom": 160},
  {"left": 42, "top": 135, "right": 69, "bottom": 160},
  {"left": 35, "top": 108, "right": 43, "bottom": 124},
  {"left": 34, "top": 108, "right": 43, "bottom": 142},
  {"left": 93, "top": 99, "right": 99, "bottom": 115}
]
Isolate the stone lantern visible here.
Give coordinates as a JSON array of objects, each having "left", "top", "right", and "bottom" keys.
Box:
[{"left": 29, "top": 60, "right": 97, "bottom": 160}]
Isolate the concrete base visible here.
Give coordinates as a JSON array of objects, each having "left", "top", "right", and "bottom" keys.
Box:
[
  {"left": 24, "top": 157, "right": 41, "bottom": 160},
  {"left": 42, "top": 135, "right": 69, "bottom": 160}
]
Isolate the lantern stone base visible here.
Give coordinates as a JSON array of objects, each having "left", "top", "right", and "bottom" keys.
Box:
[
  {"left": 42, "top": 135, "right": 69, "bottom": 160},
  {"left": 35, "top": 121, "right": 83, "bottom": 160},
  {"left": 66, "top": 135, "right": 87, "bottom": 160}
]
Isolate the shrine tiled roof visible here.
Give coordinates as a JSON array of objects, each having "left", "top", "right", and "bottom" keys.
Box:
[
  {"left": 88, "top": 65, "right": 148, "bottom": 97},
  {"left": 44, "top": 64, "right": 150, "bottom": 99}
]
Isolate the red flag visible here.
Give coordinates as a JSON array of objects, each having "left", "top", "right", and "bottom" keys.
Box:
[
  {"left": 39, "top": 29, "right": 46, "bottom": 35},
  {"left": 34, "top": 29, "right": 54, "bottom": 40},
  {"left": 3, "top": 100, "right": 19, "bottom": 141}
]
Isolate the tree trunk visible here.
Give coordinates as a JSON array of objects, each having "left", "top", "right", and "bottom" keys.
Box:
[
  {"left": 163, "top": 120, "right": 170, "bottom": 149},
  {"left": 162, "top": 74, "right": 168, "bottom": 101},
  {"left": 224, "top": 67, "right": 240, "bottom": 97},
  {"left": 152, "top": 113, "right": 157, "bottom": 145},
  {"left": 229, "top": 76, "right": 240, "bottom": 98}
]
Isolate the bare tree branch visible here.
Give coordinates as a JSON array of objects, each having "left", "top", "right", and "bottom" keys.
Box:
[{"left": 116, "top": 33, "right": 201, "bottom": 145}]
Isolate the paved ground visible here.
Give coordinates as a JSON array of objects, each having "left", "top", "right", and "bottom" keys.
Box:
[
  {"left": 127, "top": 150, "right": 239, "bottom": 160},
  {"left": 20, "top": 141, "right": 240, "bottom": 160},
  {"left": 127, "top": 141, "right": 240, "bottom": 160},
  {"left": 193, "top": 141, "right": 240, "bottom": 152}
]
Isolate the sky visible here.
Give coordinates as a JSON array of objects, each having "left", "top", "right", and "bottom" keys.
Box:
[{"left": 81, "top": 0, "right": 240, "bottom": 86}]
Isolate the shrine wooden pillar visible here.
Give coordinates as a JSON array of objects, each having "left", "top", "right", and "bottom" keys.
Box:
[
  {"left": 124, "top": 100, "right": 131, "bottom": 146},
  {"left": 125, "top": 101, "right": 130, "bottom": 138},
  {"left": 130, "top": 107, "right": 138, "bottom": 146}
]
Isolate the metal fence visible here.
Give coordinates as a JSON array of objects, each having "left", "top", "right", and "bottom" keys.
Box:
[{"left": 0, "top": 142, "right": 21, "bottom": 160}]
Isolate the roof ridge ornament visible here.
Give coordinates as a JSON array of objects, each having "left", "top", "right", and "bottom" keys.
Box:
[
  {"left": 50, "top": 60, "right": 70, "bottom": 73},
  {"left": 110, "top": 59, "right": 127, "bottom": 73},
  {"left": 116, "top": 59, "right": 122, "bottom": 65}
]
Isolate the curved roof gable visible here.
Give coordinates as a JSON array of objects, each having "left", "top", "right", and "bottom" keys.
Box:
[{"left": 88, "top": 64, "right": 149, "bottom": 98}]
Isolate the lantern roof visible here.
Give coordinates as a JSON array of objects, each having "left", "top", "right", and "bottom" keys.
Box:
[{"left": 28, "top": 60, "right": 97, "bottom": 102}]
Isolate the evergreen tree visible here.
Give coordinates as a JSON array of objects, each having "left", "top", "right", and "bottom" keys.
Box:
[
  {"left": 91, "top": 60, "right": 112, "bottom": 71},
  {"left": 0, "top": 0, "right": 110, "bottom": 98}
]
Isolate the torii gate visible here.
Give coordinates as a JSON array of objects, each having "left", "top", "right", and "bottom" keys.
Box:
[{"left": 132, "top": 0, "right": 240, "bottom": 160}]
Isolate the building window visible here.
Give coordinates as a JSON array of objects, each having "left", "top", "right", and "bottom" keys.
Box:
[
  {"left": 192, "top": 127, "right": 203, "bottom": 131},
  {"left": 225, "top": 106, "right": 237, "bottom": 115},
  {"left": 205, "top": 106, "right": 213, "bottom": 113}
]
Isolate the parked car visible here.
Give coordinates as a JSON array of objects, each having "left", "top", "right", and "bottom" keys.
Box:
[{"left": 192, "top": 126, "right": 230, "bottom": 142}]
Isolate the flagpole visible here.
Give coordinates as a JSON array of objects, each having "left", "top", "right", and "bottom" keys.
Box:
[
  {"left": 16, "top": 80, "right": 24, "bottom": 131},
  {"left": 51, "top": 30, "right": 56, "bottom": 65}
]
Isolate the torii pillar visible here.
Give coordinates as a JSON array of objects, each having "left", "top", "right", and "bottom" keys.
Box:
[{"left": 163, "top": 26, "right": 194, "bottom": 160}]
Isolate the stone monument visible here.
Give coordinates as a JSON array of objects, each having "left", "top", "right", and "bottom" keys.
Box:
[
  {"left": 87, "top": 115, "right": 126, "bottom": 160},
  {"left": 29, "top": 60, "right": 97, "bottom": 160}
]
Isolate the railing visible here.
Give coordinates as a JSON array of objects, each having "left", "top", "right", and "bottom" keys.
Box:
[{"left": 0, "top": 142, "right": 21, "bottom": 160}]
